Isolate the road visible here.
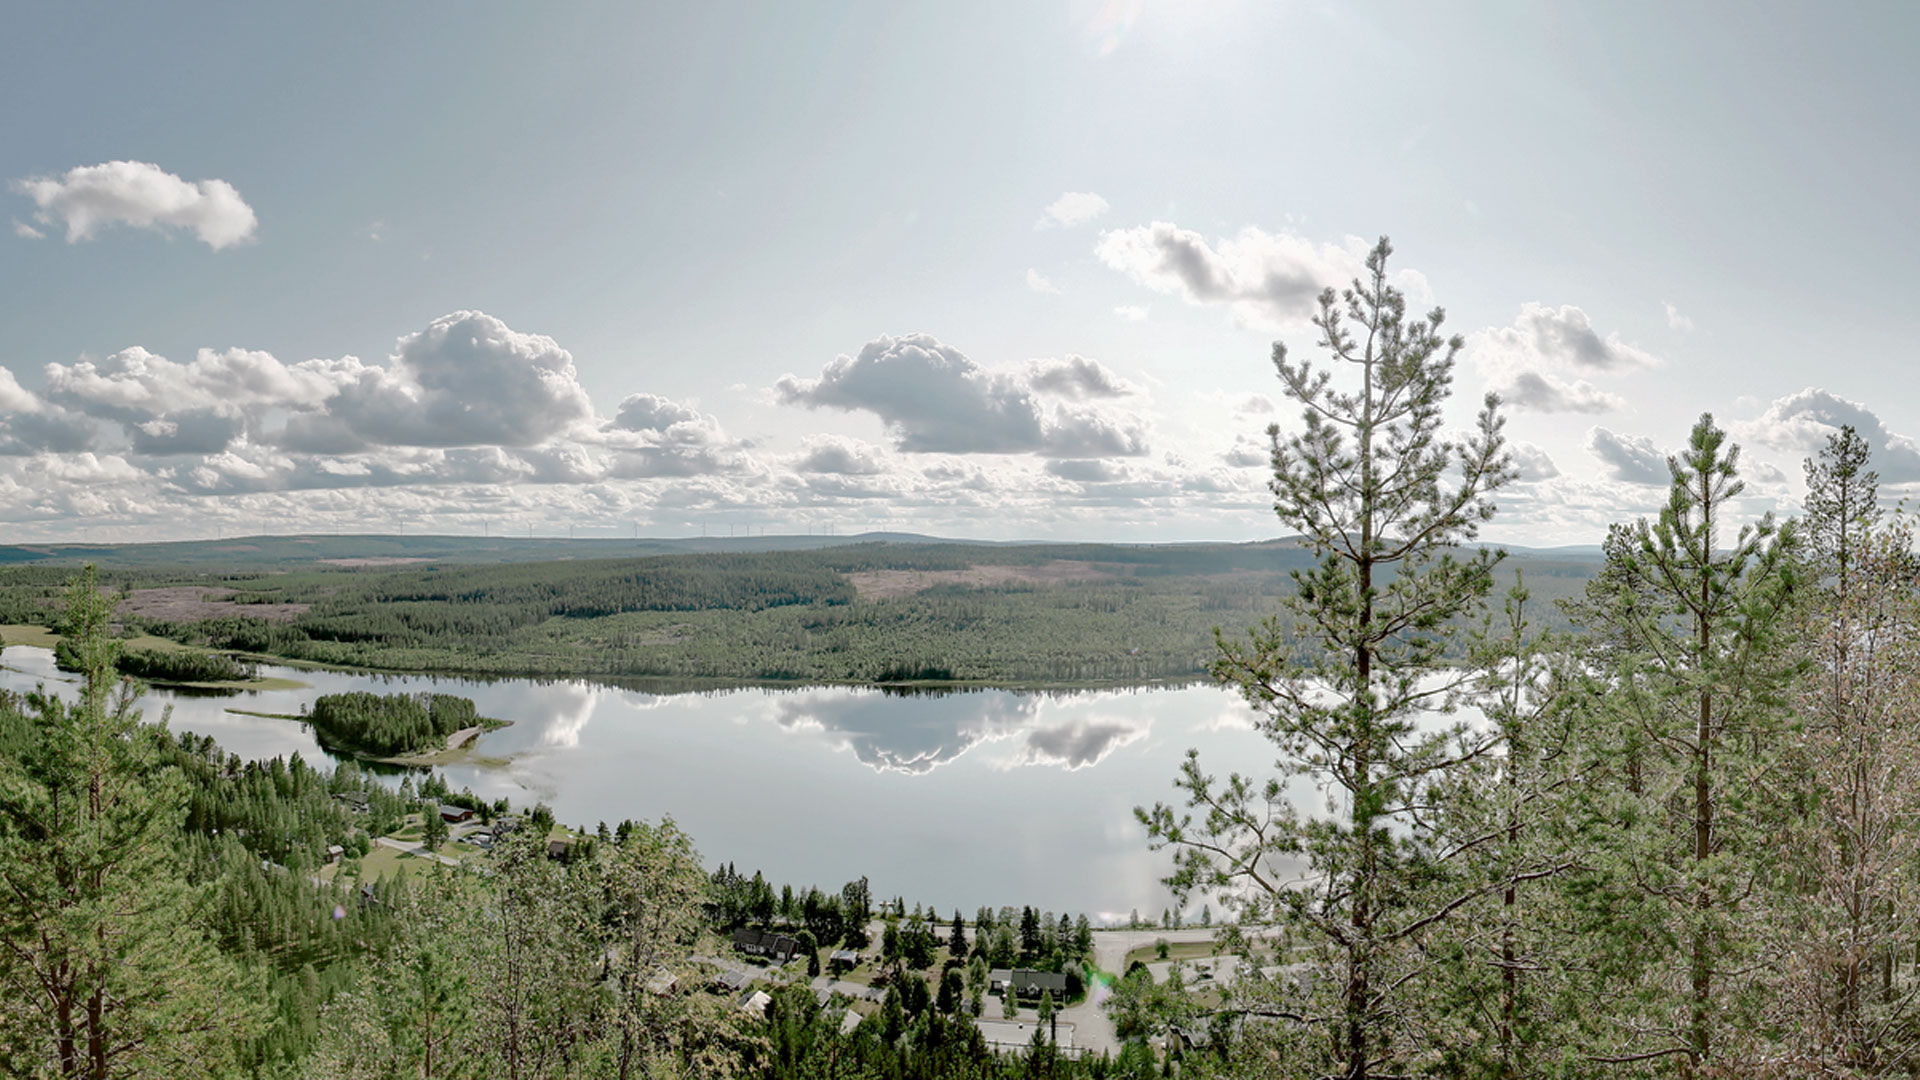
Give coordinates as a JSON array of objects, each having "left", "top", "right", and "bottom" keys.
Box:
[{"left": 374, "top": 834, "right": 461, "bottom": 867}]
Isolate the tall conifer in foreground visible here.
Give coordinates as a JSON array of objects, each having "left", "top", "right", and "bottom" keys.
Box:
[
  {"left": 1138, "top": 237, "right": 1512, "bottom": 1079},
  {"left": 1572, "top": 415, "right": 1800, "bottom": 1076},
  {"left": 0, "top": 567, "right": 261, "bottom": 1078}
]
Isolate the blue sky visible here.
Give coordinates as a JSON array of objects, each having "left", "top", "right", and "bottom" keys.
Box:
[{"left": 4, "top": 1, "right": 1917, "bottom": 544}]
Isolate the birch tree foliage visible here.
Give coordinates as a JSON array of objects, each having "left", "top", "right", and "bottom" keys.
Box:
[
  {"left": 1768, "top": 428, "right": 1920, "bottom": 1076},
  {"left": 1137, "top": 237, "right": 1513, "bottom": 1080}
]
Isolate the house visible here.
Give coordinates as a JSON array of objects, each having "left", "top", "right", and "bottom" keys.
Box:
[
  {"left": 730, "top": 928, "right": 800, "bottom": 965},
  {"left": 991, "top": 968, "right": 1068, "bottom": 998},
  {"left": 494, "top": 815, "right": 523, "bottom": 836},
  {"left": 827, "top": 949, "right": 861, "bottom": 972},
  {"left": 332, "top": 791, "right": 371, "bottom": 813},
  {"left": 712, "top": 968, "right": 754, "bottom": 993},
  {"left": 1012, "top": 970, "right": 1069, "bottom": 998},
  {"left": 437, "top": 804, "right": 474, "bottom": 824},
  {"left": 739, "top": 990, "right": 772, "bottom": 1018},
  {"left": 1169, "top": 1023, "right": 1212, "bottom": 1053},
  {"left": 546, "top": 838, "right": 573, "bottom": 861},
  {"left": 838, "top": 1010, "right": 862, "bottom": 1036},
  {"left": 325, "top": 844, "right": 345, "bottom": 865},
  {"left": 644, "top": 969, "right": 678, "bottom": 996}
]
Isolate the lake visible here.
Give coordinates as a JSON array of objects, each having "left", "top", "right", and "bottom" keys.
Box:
[{"left": 0, "top": 645, "right": 1285, "bottom": 919}]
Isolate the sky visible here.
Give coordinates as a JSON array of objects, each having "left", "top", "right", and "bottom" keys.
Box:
[{"left": 4, "top": 1, "right": 1918, "bottom": 546}]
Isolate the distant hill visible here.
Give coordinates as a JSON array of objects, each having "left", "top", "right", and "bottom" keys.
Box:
[{"left": 0, "top": 532, "right": 1603, "bottom": 570}]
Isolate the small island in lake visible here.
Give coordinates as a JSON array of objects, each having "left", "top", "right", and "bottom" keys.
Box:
[{"left": 303, "top": 690, "right": 511, "bottom": 765}]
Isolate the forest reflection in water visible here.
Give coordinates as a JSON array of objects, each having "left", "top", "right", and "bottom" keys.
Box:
[{"left": 0, "top": 645, "right": 1281, "bottom": 916}]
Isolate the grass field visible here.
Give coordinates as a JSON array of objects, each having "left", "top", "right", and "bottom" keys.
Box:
[{"left": 1124, "top": 939, "right": 1226, "bottom": 967}]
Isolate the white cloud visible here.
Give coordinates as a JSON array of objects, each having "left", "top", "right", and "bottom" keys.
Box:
[
  {"left": 11, "top": 161, "right": 258, "bottom": 249},
  {"left": 1112, "top": 305, "right": 1148, "bottom": 322},
  {"left": 1025, "top": 267, "right": 1062, "bottom": 294},
  {"left": 775, "top": 333, "right": 1150, "bottom": 458},
  {"left": 1508, "top": 442, "right": 1560, "bottom": 482},
  {"left": 1499, "top": 372, "right": 1625, "bottom": 414},
  {"left": 1095, "top": 223, "right": 1420, "bottom": 329},
  {"left": 1665, "top": 301, "right": 1693, "bottom": 332},
  {"left": 793, "top": 435, "right": 886, "bottom": 476},
  {"left": 1037, "top": 191, "right": 1110, "bottom": 229},
  {"left": 1223, "top": 433, "right": 1268, "bottom": 467},
  {"left": 11, "top": 218, "right": 43, "bottom": 240},
  {"left": 1586, "top": 427, "right": 1669, "bottom": 485},
  {"left": 325, "top": 311, "right": 594, "bottom": 449},
  {"left": 1026, "top": 355, "right": 1137, "bottom": 399},
  {"left": 1045, "top": 458, "right": 1127, "bottom": 482},
  {"left": 0, "top": 367, "right": 38, "bottom": 413},
  {"left": 1468, "top": 303, "right": 1658, "bottom": 414},
  {"left": 1734, "top": 387, "right": 1920, "bottom": 483}
]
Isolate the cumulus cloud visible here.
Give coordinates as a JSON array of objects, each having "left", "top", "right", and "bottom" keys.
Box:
[
  {"left": 11, "top": 219, "right": 43, "bottom": 240},
  {"left": 775, "top": 333, "right": 1149, "bottom": 458},
  {"left": 1468, "top": 303, "right": 1658, "bottom": 414},
  {"left": 1095, "top": 223, "right": 1421, "bottom": 329},
  {"left": 1478, "top": 303, "right": 1660, "bottom": 373},
  {"left": 0, "top": 408, "right": 100, "bottom": 457},
  {"left": 1025, "top": 268, "right": 1062, "bottom": 294},
  {"left": 608, "top": 392, "right": 701, "bottom": 434},
  {"left": 1223, "top": 433, "right": 1268, "bottom": 467},
  {"left": 1500, "top": 371, "right": 1625, "bottom": 414},
  {"left": 46, "top": 345, "right": 347, "bottom": 437},
  {"left": 794, "top": 436, "right": 885, "bottom": 476},
  {"left": 328, "top": 311, "right": 594, "bottom": 449},
  {"left": 1026, "top": 355, "right": 1137, "bottom": 399},
  {"left": 0, "top": 367, "right": 38, "bottom": 413},
  {"left": 11, "top": 161, "right": 258, "bottom": 249},
  {"left": 1037, "top": 191, "right": 1110, "bottom": 229},
  {"left": 1508, "top": 442, "right": 1560, "bottom": 482},
  {"left": 1735, "top": 387, "right": 1920, "bottom": 483},
  {"left": 1045, "top": 458, "right": 1126, "bottom": 482},
  {"left": 43, "top": 314, "right": 596, "bottom": 459},
  {"left": 1587, "top": 427, "right": 1669, "bottom": 484},
  {"left": 601, "top": 391, "right": 751, "bottom": 478},
  {"left": 1665, "top": 302, "right": 1693, "bottom": 331}
]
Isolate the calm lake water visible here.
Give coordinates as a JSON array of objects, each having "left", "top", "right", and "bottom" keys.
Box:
[{"left": 0, "top": 645, "right": 1285, "bottom": 918}]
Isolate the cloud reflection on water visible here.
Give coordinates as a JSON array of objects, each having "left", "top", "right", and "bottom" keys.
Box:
[{"left": 763, "top": 688, "right": 1173, "bottom": 775}]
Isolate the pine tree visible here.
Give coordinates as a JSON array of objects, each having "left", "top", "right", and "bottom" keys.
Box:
[
  {"left": 1802, "top": 423, "right": 1879, "bottom": 598},
  {"left": 1574, "top": 415, "right": 1801, "bottom": 1075},
  {"left": 1433, "top": 575, "right": 1582, "bottom": 1076},
  {"left": 1138, "top": 237, "right": 1512, "bottom": 1079},
  {"left": 0, "top": 567, "right": 263, "bottom": 1077}
]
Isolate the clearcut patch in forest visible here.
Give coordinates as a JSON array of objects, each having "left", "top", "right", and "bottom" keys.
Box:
[
  {"left": 118, "top": 587, "right": 310, "bottom": 623},
  {"left": 845, "top": 560, "right": 1121, "bottom": 598}
]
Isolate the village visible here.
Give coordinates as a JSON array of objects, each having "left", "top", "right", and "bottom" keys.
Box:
[{"left": 312, "top": 786, "right": 1264, "bottom": 1062}]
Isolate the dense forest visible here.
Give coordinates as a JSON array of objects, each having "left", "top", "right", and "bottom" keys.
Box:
[
  {"left": 0, "top": 539, "right": 1597, "bottom": 686},
  {"left": 304, "top": 690, "right": 487, "bottom": 757}
]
